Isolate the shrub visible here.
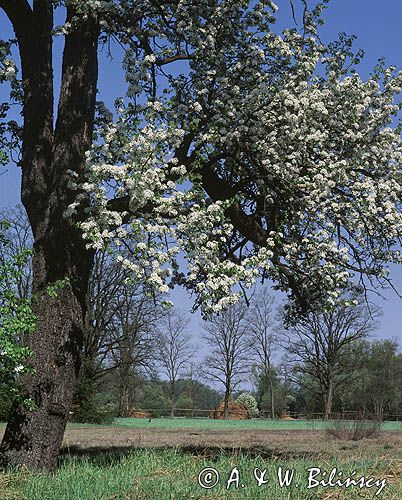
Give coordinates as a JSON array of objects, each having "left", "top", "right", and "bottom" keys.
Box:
[
  {"left": 70, "top": 365, "right": 116, "bottom": 424},
  {"left": 326, "top": 414, "right": 382, "bottom": 441},
  {"left": 236, "top": 393, "right": 260, "bottom": 417}
]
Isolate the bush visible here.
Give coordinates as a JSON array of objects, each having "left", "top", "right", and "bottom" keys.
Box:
[
  {"left": 236, "top": 393, "right": 259, "bottom": 417},
  {"left": 70, "top": 364, "right": 116, "bottom": 424},
  {"left": 326, "top": 414, "right": 382, "bottom": 441},
  {"left": 138, "top": 384, "right": 170, "bottom": 417}
]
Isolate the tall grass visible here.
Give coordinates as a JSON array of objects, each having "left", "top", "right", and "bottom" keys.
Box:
[{"left": 5, "top": 448, "right": 401, "bottom": 500}]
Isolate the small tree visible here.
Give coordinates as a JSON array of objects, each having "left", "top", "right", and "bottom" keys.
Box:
[
  {"left": 202, "top": 302, "right": 251, "bottom": 418},
  {"left": 248, "top": 290, "right": 278, "bottom": 418},
  {"left": 282, "top": 294, "right": 380, "bottom": 419},
  {"left": 157, "top": 310, "right": 195, "bottom": 416}
]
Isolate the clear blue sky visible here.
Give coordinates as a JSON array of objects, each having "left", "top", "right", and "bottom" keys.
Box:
[{"left": 0, "top": 0, "right": 401, "bottom": 344}]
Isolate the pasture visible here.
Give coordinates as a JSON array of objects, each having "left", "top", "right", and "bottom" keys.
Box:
[{"left": 0, "top": 418, "right": 401, "bottom": 499}]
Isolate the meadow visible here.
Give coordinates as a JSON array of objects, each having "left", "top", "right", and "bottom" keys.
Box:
[
  {"left": 0, "top": 418, "right": 401, "bottom": 499},
  {"left": 112, "top": 417, "right": 402, "bottom": 432}
]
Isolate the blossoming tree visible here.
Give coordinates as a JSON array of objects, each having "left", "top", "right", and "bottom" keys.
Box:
[{"left": 0, "top": 0, "right": 401, "bottom": 469}]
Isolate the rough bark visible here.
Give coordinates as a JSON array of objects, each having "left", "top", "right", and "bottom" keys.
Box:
[{"left": 0, "top": 2, "right": 99, "bottom": 470}]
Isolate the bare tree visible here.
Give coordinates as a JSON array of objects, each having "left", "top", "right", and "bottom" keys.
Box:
[
  {"left": 157, "top": 310, "right": 195, "bottom": 416},
  {"left": 248, "top": 290, "right": 278, "bottom": 418},
  {"left": 106, "top": 284, "right": 164, "bottom": 417},
  {"left": 202, "top": 302, "right": 251, "bottom": 417},
  {"left": 282, "top": 295, "right": 380, "bottom": 419},
  {"left": 81, "top": 245, "right": 132, "bottom": 383},
  {"left": 0, "top": 205, "right": 32, "bottom": 300}
]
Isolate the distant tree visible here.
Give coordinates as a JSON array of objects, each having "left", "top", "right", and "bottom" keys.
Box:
[
  {"left": 202, "top": 302, "right": 251, "bottom": 417},
  {"left": 137, "top": 382, "right": 170, "bottom": 417},
  {"left": 282, "top": 295, "right": 380, "bottom": 419},
  {"left": 177, "top": 376, "right": 221, "bottom": 413},
  {"left": 342, "top": 339, "right": 402, "bottom": 419},
  {"left": 156, "top": 310, "right": 195, "bottom": 416},
  {"left": 72, "top": 241, "right": 165, "bottom": 421},
  {"left": 0, "top": 205, "right": 32, "bottom": 300},
  {"left": 106, "top": 284, "right": 163, "bottom": 417},
  {"left": 248, "top": 290, "right": 278, "bottom": 418}
]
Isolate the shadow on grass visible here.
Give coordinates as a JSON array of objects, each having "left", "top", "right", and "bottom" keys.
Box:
[{"left": 58, "top": 444, "right": 321, "bottom": 466}]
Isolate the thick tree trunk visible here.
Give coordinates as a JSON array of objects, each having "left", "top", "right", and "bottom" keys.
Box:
[
  {"left": 0, "top": 2, "right": 99, "bottom": 470},
  {"left": 0, "top": 238, "right": 92, "bottom": 469}
]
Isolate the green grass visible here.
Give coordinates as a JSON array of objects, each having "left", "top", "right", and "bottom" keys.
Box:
[
  {"left": 1, "top": 418, "right": 401, "bottom": 432},
  {"left": 112, "top": 417, "right": 402, "bottom": 432},
  {"left": 0, "top": 418, "right": 400, "bottom": 499},
  {"left": 3, "top": 448, "right": 400, "bottom": 499}
]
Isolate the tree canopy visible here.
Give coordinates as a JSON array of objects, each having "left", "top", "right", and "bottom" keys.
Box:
[{"left": 61, "top": 0, "right": 402, "bottom": 316}]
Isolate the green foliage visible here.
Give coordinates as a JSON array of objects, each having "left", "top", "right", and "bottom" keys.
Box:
[
  {"left": 138, "top": 383, "right": 170, "bottom": 417},
  {"left": 70, "top": 363, "right": 115, "bottom": 425},
  {"left": 0, "top": 229, "right": 35, "bottom": 407},
  {"left": 174, "top": 394, "right": 194, "bottom": 416},
  {"left": 46, "top": 277, "right": 70, "bottom": 298},
  {"left": 236, "top": 393, "right": 260, "bottom": 417}
]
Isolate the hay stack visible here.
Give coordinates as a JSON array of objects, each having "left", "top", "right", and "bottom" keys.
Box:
[
  {"left": 279, "top": 412, "right": 295, "bottom": 420},
  {"left": 128, "top": 408, "right": 153, "bottom": 418},
  {"left": 210, "top": 402, "right": 250, "bottom": 420}
]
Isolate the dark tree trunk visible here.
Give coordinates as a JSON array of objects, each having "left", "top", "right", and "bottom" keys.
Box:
[
  {"left": 0, "top": 2, "right": 99, "bottom": 470},
  {"left": 0, "top": 255, "right": 91, "bottom": 469},
  {"left": 268, "top": 373, "right": 275, "bottom": 419},
  {"left": 223, "top": 385, "right": 231, "bottom": 418},
  {"left": 170, "top": 380, "right": 176, "bottom": 417},
  {"left": 119, "top": 382, "right": 130, "bottom": 418},
  {"left": 323, "top": 377, "right": 334, "bottom": 421}
]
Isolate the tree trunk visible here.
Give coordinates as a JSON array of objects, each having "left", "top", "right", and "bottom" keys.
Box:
[
  {"left": 0, "top": 240, "right": 92, "bottom": 469},
  {"left": 223, "top": 385, "right": 231, "bottom": 418},
  {"left": 170, "top": 380, "right": 176, "bottom": 417},
  {"left": 0, "top": 3, "right": 99, "bottom": 469},
  {"left": 268, "top": 374, "right": 275, "bottom": 419},
  {"left": 264, "top": 362, "right": 275, "bottom": 419},
  {"left": 324, "top": 379, "right": 334, "bottom": 420},
  {"left": 119, "top": 383, "right": 130, "bottom": 418}
]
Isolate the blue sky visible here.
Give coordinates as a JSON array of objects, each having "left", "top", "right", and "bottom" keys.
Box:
[{"left": 0, "top": 0, "right": 401, "bottom": 345}]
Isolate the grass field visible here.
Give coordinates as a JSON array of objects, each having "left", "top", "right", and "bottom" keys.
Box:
[
  {"left": 112, "top": 417, "right": 402, "bottom": 432},
  {"left": 0, "top": 418, "right": 401, "bottom": 499},
  {"left": 2, "top": 448, "right": 401, "bottom": 499},
  {"left": 1, "top": 417, "right": 401, "bottom": 432}
]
